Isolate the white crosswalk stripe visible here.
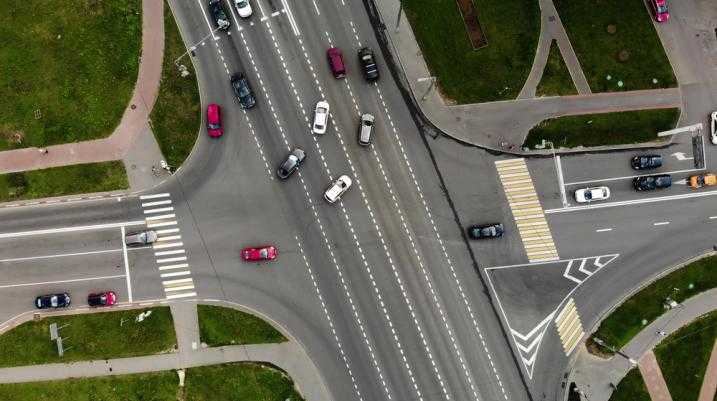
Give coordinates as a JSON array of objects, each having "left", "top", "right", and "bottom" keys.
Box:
[
  {"left": 495, "top": 159, "right": 559, "bottom": 262},
  {"left": 139, "top": 193, "right": 171, "bottom": 200},
  {"left": 144, "top": 207, "right": 174, "bottom": 214},
  {"left": 554, "top": 298, "right": 584, "bottom": 355}
]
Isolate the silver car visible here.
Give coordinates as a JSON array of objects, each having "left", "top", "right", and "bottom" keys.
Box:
[
  {"left": 125, "top": 230, "right": 158, "bottom": 246},
  {"left": 358, "top": 113, "right": 375, "bottom": 146}
]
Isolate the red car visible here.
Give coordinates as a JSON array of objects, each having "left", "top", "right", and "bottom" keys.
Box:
[
  {"left": 649, "top": 0, "right": 669, "bottom": 22},
  {"left": 326, "top": 47, "right": 346, "bottom": 79},
  {"left": 88, "top": 291, "right": 116, "bottom": 307},
  {"left": 242, "top": 245, "right": 277, "bottom": 262},
  {"left": 206, "top": 103, "right": 223, "bottom": 137}
]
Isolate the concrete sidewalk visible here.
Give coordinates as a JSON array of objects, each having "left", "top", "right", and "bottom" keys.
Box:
[
  {"left": 0, "top": 0, "right": 167, "bottom": 191},
  {"left": 638, "top": 351, "right": 673, "bottom": 401}
]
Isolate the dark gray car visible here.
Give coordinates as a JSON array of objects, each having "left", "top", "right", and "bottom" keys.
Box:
[
  {"left": 231, "top": 73, "right": 256, "bottom": 109},
  {"left": 277, "top": 148, "right": 306, "bottom": 179}
]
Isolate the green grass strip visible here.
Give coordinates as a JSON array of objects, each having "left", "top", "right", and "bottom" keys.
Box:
[
  {"left": 536, "top": 40, "right": 577, "bottom": 97},
  {"left": 185, "top": 362, "right": 305, "bottom": 401},
  {"left": 0, "top": 161, "right": 128, "bottom": 202},
  {"left": 198, "top": 305, "right": 287, "bottom": 347},
  {"left": 608, "top": 368, "right": 651, "bottom": 401},
  {"left": 524, "top": 108, "right": 679, "bottom": 149},
  {"left": 0, "top": 307, "right": 176, "bottom": 367}
]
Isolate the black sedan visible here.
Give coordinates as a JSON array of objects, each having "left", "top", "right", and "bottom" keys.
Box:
[
  {"left": 633, "top": 174, "right": 672, "bottom": 191},
  {"left": 358, "top": 47, "right": 379, "bottom": 81},
  {"left": 35, "top": 293, "right": 71, "bottom": 309},
  {"left": 468, "top": 223, "right": 504, "bottom": 239},
  {"left": 230, "top": 73, "right": 256, "bottom": 109},
  {"left": 631, "top": 154, "right": 663, "bottom": 170},
  {"left": 277, "top": 148, "right": 306, "bottom": 179}
]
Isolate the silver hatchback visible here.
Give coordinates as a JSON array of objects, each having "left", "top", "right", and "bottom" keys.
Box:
[
  {"left": 125, "top": 230, "right": 158, "bottom": 246},
  {"left": 358, "top": 113, "right": 375, "bottom": 146}
]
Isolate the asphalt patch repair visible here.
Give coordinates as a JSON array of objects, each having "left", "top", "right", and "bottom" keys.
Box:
[{"left": 455, "top": 0, "right": 488, "bottom": 48}]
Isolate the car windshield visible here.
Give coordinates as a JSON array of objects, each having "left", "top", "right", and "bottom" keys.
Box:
[
  {"left": 482, "top": 227, "right": 494, "bottom": 236},
  {"left": 208, "top": 123, "right": 221, "bottom": 129},
  {"left": 260, "top": 249, "right": 268, "bottom": 258},
  {"left": 317, "top": 107, "right": 327, "bottom": 114},
  {"left": 364, "top": 120, "right": 373, "bottom": 127},
  {"left": 238, "top": 83, "right": 250, "bottom": 97},
  {"left": 314, "top": 123, "right": 324, "bottom": 130},
  {"left": 657, "top": 5, "right": 667, "bottom": 12},
  {"left": 237, "top": 0, "right": 248, "bottom": 6}
]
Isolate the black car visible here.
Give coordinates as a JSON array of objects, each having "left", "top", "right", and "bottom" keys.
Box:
[
  {"left": 277, "top": 148, "right": 306, "bottom": 179},
  {"left": 468, "top": 223, "right": 504, "bottom": 239},
  {"left": 35, "top": 293, "right": 71, "bottom": 309},
  {"left": 633, "top": 174, "right": 672, "bottom": 191},
  {"left": 631, "top": 154, "right": 663, "bottom": 170},
  {"left": 230, "top": 73, "right": 256, "bottom": 109},
  {"left": 209, "top": 0, "right": 231, "bottom": 30},
  {"left": 358, "top": 47, "right": 379, "bottom": 81}
]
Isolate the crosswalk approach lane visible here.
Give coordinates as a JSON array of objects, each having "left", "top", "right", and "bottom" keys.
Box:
[
  {"left": 139, "top": 193, "right": 197, "bottom": 300},
  {"left": 495, "top": 159, "right": 559, "bottom": 262}
]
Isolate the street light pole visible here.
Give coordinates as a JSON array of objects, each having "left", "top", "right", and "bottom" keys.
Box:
[
  {"left": 417, "top": 77, "right": 436, "bottom": 101},
  {"left": 395, "top": 1, "right": 403, "bottom": 33},
  {"left": 546, "top": 141, "right": 568, "bottom": 207}
]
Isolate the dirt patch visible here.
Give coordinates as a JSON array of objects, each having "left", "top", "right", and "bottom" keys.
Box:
[
  {"left": 454, "top": 0, "right": 488, "bottom": 49},
  {"left": 0, "top": 124, "right": 25, "bottom": 146}
]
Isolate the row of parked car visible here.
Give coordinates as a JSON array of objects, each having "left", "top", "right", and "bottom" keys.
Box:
[{"left": 35, "top": 291, "right": 116, "bottom": 309}]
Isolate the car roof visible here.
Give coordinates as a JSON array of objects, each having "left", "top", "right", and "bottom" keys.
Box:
[{"left": 207, "top": 104, "right": 220, "bottom": 120}]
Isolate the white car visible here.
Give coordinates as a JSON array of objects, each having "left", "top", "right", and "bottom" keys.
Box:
[
  {"left": 324, "top": 175, "right": 352, "bottom": 203},
  {"left": 313, "top": 100, "right": 330, "bottom": 134},
  {"left": 574, "top": 186, "right": 610, "bottom": 203},
  {"left": 710, "top": 111, "right": 717, "bottom": 145},
  {"left": 234, "top": 0, "right": 252, "bottom": 18}
]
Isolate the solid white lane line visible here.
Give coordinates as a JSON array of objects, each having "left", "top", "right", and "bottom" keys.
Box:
[
  {"left": 156, "top": 256, "right": 187, "bottom": 264},
  {"left": 161, "top": 270, "right": 191, "bottom": 278},
  {"left": 139, "top": 193, "right": 171, "bottom": 200},
  {"left": 146, "top": 213, "right": 176, "bottom": 221},
  {"left": 141, "top": 199, "right": 171, "bottom": 207},
  {"left": 147, "top": 221, "right": 178, "bottom": 228},
  {"left": 555, "top": 155, "right": 568, "bottom": 208},
  {"left": 155, "top": 249, "right": 185, "bottom": 257},
  {"left": 709, "top": 216, "right": 717, "bottom": 220},
  {"left": 156, "top": 235, "right": 181, "bottom": 242},
  {"left": 595, "top": 228, "right": 613, "bottom": 232},
  {"left": 143, "top": 207, "right": 174, "bottom": 214},
  {"left": 0, "top": 248, "right": 121, "bottom": 263},
  {"left": 565, "top": 168, "right": 703, "bottom": 186},
  {"left": 653, "top": 221, "right": 670, "bottom": 226},
  {"left": 0, "top": 220, "right": 145, "bottom": 239},
  {"left": 164, "top": 284, "right": 195, "bottom": 292},
  {"left": 158, "top": 263, "right": 190, "bottom": 271},
  {"left": 153, "top": 242, "right": 183, "bottom": 249},
  {"left": 165, "top": 292, "right": 197, "bottom": 300},
  {"left": 280, "top": 0, "right": 300, "bottom": 36},
  {"left": 0, "top": 274, "right": 125, "bottom": 289},
  {"left": 195, "top": 0, "right": 218, "bottom": 40},
  {"left": 156, "top": 228, "right": 180, "bottom": 234},
  {"left": 546, "top": 189, "right": 717, "bottom": 213},
  {"left": 121, "top": 226, "right": 133, "bottom": 303}
]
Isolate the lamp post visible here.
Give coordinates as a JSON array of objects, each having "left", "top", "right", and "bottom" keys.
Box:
[
  {"left": 545, "top": 140, "right": 568, "bottom": 207},
  {"left": 395, "top": 1, "right": 403, "bottom": 33},
  {"left": 417, "top": 77, "right": 437, "bottom": 101}
]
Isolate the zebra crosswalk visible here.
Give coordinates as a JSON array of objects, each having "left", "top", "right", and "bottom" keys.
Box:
[{"left": 554, "top": 298, "right": 584, "bottom": 356}]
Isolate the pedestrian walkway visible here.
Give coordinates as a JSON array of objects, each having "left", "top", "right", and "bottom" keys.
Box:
[
  {"left": 555, "top": 298, "right": 585, "bottom": 356},
  {"left": 0, "top": 0, "right": 166, "bottom": 191},
  {"left": 698, "top": 339, "right": 717, "bottom": 401},
  {"left": 638, "top": 350, "right": 673, "bottom": 401}
]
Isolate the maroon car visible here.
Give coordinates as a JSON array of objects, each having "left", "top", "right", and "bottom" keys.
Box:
[
  {"left": 206, "top": 103, "right": 224, "bottom": 137},
  {"left": 326, "top": 47, "right": 346, "bottom": 79}
]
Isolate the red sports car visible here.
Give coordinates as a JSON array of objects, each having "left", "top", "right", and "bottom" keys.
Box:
[
  {"left": 87, "top": 291, "right": 117, "bottom": 307},
  {"left": 241, "top": 245, "right": 277, "bottom": 261}
]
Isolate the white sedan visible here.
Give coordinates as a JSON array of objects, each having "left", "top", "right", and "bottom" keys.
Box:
[
  {"left": 324, "top": 175, "right": 352, "bottom": 203},
  {"left": 710, "top": 111, "right": 717, "bottom": 145},
  {"left": 234, "top": 0, "right": 252, "bottom": 18},
  {"left": 313, "top": 100, "right": 330, "bottom": 134},
  {"left": 574, "top": 186, "right": 610, "bottom": 203}
]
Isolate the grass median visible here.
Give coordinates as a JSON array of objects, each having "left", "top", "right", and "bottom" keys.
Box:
[
  {"left": 198, "top": 305, "right": 287, "bottom": 347},
  {"left": 553, "top": 0, "right": 676, "bottom": 92},
  {"left": 0, "top": 307, "right": 176, "bottom": 367},
  {"left": 523, "top": 108, "right": 679, "bottom": 149},
  {"left": 185, "top": 362, "right": 305, "bottom": 401},
  {"left": 536, "top": 40, "right": 577, "bottom": 97},
  {"left": 608, "top": 368, "right": 651, "bottom": 401},
  {"left": 0, "top": 0, "right": 141, "bottom": 151},
  {"left": 591, "top": 255, "right": 717, "bottom": 353},
  {"left": 0, "top": 161, "right": 128, "bottom": 202},
  {"left": 655, "top": 310, "right": 717, "bottom": 401},
  {"left": 403, "top": 0, "right": 540, "bottom": 103},
  {"left": 150, "top": 1, "right": 201, "bottom": 168}
]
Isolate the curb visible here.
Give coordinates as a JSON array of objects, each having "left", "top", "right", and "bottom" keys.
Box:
[{"left": 0, "top": 190, "right": 130, "bottom": 210}]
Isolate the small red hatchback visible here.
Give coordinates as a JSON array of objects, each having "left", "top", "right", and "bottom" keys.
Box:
[
  {"left": 206, "top": 103, "right": 224, "bottom": 137},
  {"left": 241, "top": 245, "right": 278, "bottom": 262},
  {"left": 326, "top": 47, "right": 346, "bottom": 79}
]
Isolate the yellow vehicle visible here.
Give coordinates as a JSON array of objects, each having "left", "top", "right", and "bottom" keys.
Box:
[{"left": 689, "top": 173, "right": 717, "bottom": 189}]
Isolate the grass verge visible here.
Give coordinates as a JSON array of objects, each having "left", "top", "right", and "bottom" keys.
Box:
[
  {"left": 608, "top": 368, "right": 651, "bottom": 401},
  {"left": 553, "top": 0, "right": 676, "bottom": 92},
  {"left": 524, "top": 108, "right": 679, "bottom": 149},
  {"left": 403, "top": 0, "right": 540, "bottom": 103},
  {"left": 185, "top": 362, "right": 305, "bottom": 400},
  {"left": 0, "top": 0, "right": 141, "bottom": 151},
  {"left": 655, "top": 310, "right": 717, "bottom": 401},
  {"left": 0, "top": 161, "right": 128, "bottom": 202},
  {"left": 591, "top": 255, "right": 717, "bottom": 352},
  {"left": 150, "top": 1, "right": 201, "bottom": 168},
  {"left": 198, "top": 305, "right": 287, "bottom": 346},
  {"left": 536, "top": 40, "right": 577, "bottom": 97},
  {"left": 0, "top": 307, "right": 176, "bottom": 367},
  {"left": 0, "top": 371, "right": 177, "bottom": 401}
]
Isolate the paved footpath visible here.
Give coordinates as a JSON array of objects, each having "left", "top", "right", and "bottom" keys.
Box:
[
  {"left": 698, "top": 339, "right": 717, "bottom": 401},
  {"left": 638, "top": 351, "right": 673, "bottom": 401},
  {"left": 0, "top": 0, "right": 167, "bottom": 191}
]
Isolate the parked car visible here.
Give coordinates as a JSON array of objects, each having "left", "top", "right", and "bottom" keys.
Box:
[
  {"left": 648, "top": 0, "right": 669, "bottom": 22},
  {"left": 277, "top": 148, "right": 306, "bottom": 179},
  {"left": 312, "top": 100, "right": 330, "bottom": 134},
  {"left": 88, "top": 291, "right": 117, "bottom": 307},
  {"left": 468, "top": 223, "right": 504, "bottom": 239},
  {"left": 209, "top": 0, "right": 231, "bottom": 30},
  {"left": 230, "top": 73, "right": 256, "bottom": 109},
  {"left": 241, "top": 245, "right": 277, "bottom": 261},
  {"left": 234, "top": 0, "right": 252, "bottom": 18},
  {"left": 326, "top": 47, "right": 346, "bottom": 79},
  {"left": 689, "top": 173, "right": 717, "bottom": 189},
  {"left": 207, "top": 103, "right": 224, "bottom": 137},
  {"left": 633, "top": 174, "right": 672, "bottom": 191},
  {"left": 35, "top": 293, "right": 70, "bottom": 309},
  {"left": 574, "top": 186, "right": 610, "bottom": 203},
  {"left": 358, "top": 47, "right": 379, "bottom": 81},
  {"left": 324, "top": 175, "right": 352, "bottom": 203},
  {"left": 125, "top": 230, "right": 158, "bottom": 246},
  {"left": 710, "top": 111, "right": 717, "bottom": 145},
  {"left": 631, "top": 154, "right": 663, "bottom": 170},
  {"left": 358, "top": 113, "right": 375, "bottom": 146}
]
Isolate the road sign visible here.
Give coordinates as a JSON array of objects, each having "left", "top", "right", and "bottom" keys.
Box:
[
  {"left": 49, "top": 323, "right": 58, "bottom": 341},
  {"left": 56, "top": 337, "right": 64, "bottom": 357}
]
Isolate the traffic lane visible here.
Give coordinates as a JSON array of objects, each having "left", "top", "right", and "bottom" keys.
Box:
[{"left": 0, "top": 228, "right": 123, "bottom": 261}]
